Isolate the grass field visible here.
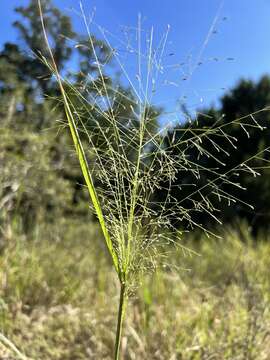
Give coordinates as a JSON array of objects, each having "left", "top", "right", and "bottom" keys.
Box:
[{"left": 0, "top": 220, "right": 269, "bottom": 359}]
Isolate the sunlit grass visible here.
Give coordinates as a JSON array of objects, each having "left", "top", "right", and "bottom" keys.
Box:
[{"left": 1, "top": 221, "right": 270, "bottom": 359}]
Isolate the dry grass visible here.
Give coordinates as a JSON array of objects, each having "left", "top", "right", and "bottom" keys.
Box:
[{"left": 0, "top": 220, "right": 269, "bottom": 359}]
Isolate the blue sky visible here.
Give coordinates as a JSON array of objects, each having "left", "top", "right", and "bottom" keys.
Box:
[{"left": 1, "top": 0, "right": 270, "bottom": 115}]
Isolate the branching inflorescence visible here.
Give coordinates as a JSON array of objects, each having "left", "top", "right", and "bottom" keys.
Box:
[{"left": 38, "top": 2, "right": 269, "bottom": 358}]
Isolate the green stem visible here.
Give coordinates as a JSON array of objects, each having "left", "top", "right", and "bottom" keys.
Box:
[
  {"left": 114, "top": 282, "right": 126, "bottom": 360},
  {"left": 0, "top": 333, "right": 28, "bottom": 360}
]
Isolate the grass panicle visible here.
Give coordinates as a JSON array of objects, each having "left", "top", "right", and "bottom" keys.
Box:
[{"left": 38, "top": 2, "right": 269, "bottom": 358}]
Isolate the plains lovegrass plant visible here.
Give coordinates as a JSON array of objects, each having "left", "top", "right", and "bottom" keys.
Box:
[{"left": 38, "top": 1, "right": 270, "bottom": 359}]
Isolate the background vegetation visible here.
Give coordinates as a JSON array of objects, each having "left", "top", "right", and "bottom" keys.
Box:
[{"left": 0, "top": 1, "right": 269, "bottom": 359}]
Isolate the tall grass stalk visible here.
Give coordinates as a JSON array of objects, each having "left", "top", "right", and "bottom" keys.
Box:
[
  {"left": 114, "top": 282, "right": 126, "bottom": 360},
  {"left": 38, "top": 1, "right": 269, "bottom": 358},
  {"left": 0, "top": 332, "right": 29, "bottom": 360}
]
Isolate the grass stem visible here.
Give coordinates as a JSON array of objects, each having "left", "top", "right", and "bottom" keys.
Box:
[
  {"left": 0, "top": 333, "right": 29, "bottom": 360},
  {"left": 114, "top": 282, "right": 126, "bottom": 360}
]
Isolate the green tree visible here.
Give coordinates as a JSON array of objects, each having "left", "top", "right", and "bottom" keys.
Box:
[
  {"left": 0, "top": 1, "right": 79, "bottom": 233},
  {"left": 160, "top": 76, "right": 270, "bottom": 232},
  {"left": 14, "top": 0, "right": 75, "bottom": 94}
]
